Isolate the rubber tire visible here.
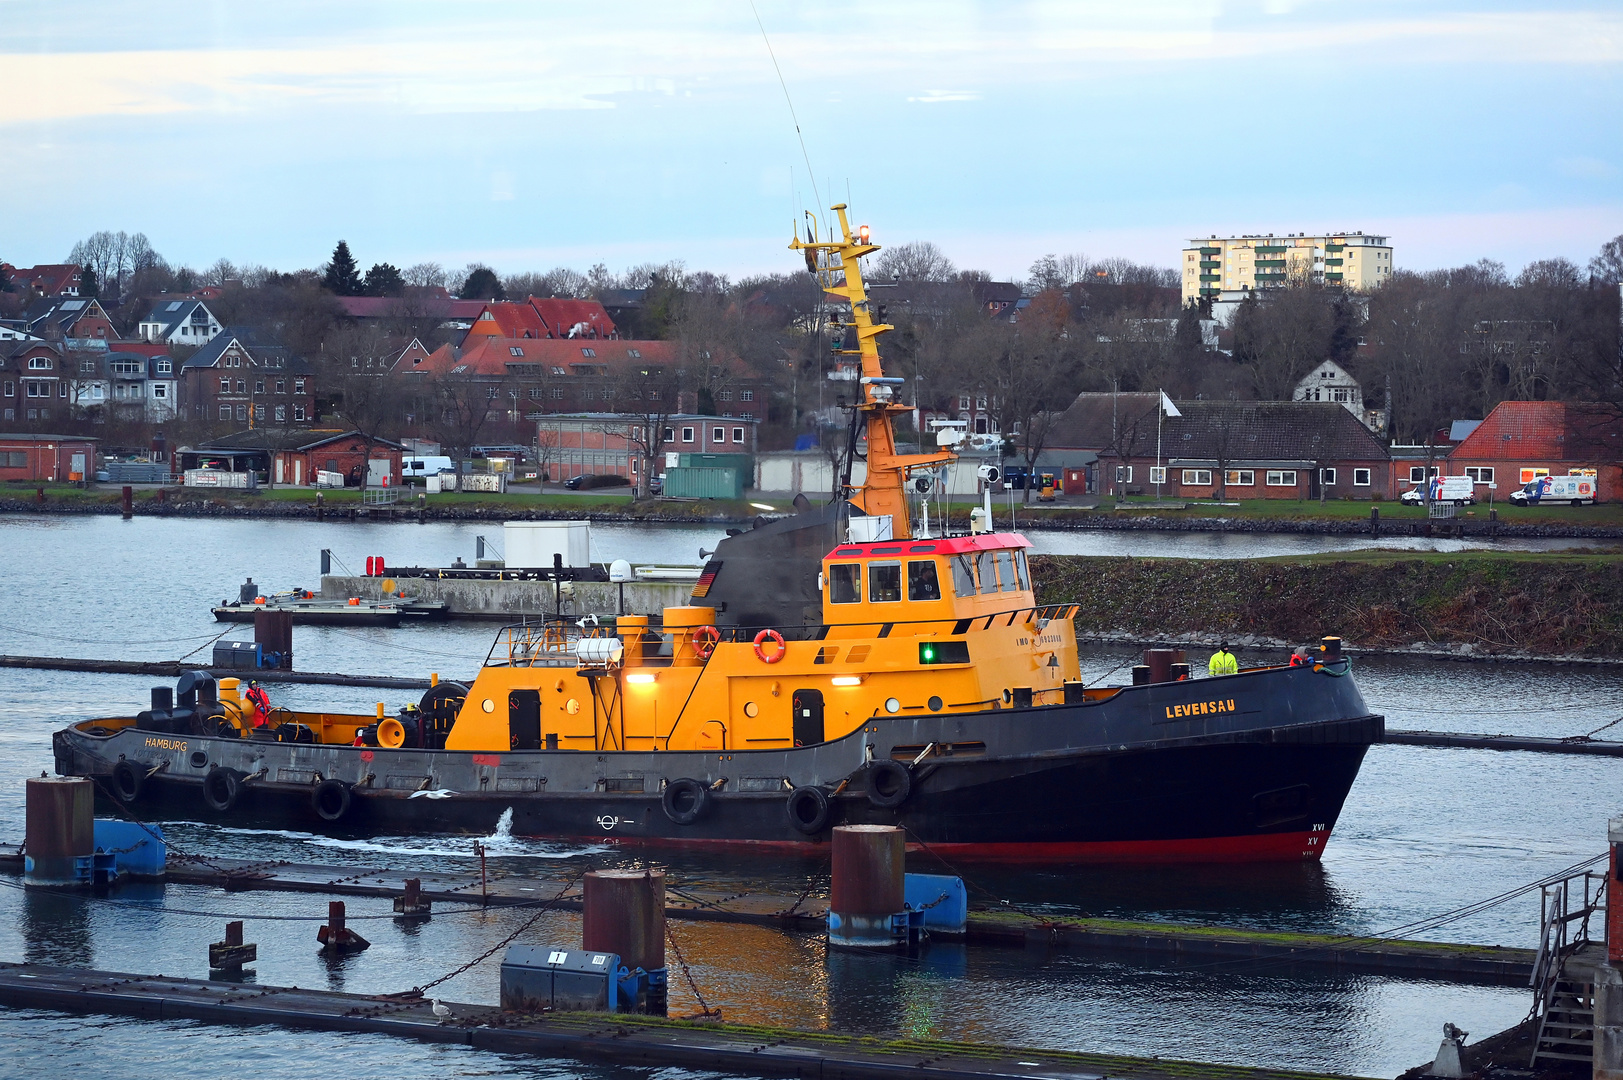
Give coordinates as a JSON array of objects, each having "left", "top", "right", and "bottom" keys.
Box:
[
  {"left": 312, "top": 779, "right": 352, "bottom": 823},
  {"left": 662, "top": 778, "right": 709, "bottom": 826},
  {"left": 785, "top": 786, "right": 831, "bottom": 835},
  {"left": 202, "top": 767, "right": 242, "bottom": 813},
  {"left": 865, "top": 759, "right": 913, "bottom": 810},
  {"left": 111, "top": 759, "right": 146, "bottom": 803}
]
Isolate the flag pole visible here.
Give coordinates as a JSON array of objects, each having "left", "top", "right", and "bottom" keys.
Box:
[{"left": 1156, "top": 388, "right": 1163, "bottom": 500}]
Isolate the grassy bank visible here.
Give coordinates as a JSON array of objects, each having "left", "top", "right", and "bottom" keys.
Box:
[{"left": 1030, "top": 549, "right": 1623, "bottom": 657}]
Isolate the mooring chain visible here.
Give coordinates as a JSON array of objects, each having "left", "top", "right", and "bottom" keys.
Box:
[
  {"left": 663, "top": 921, "right": 721, "bottom": 1020},
  {"left": 87, "top": 774, "right": 235, "bottom": 875},
  {"left": 398, "top": 869, "right": 585, "bottom": 1000},
  {"left": 1570, "top": 715, "right": 1623, "bottom": 742},
  {"left": 902, "top": 826, "right": 1055, "bottom": 926}
]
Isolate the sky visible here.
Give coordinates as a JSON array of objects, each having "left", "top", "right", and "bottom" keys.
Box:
[{"left": 1, "top": 0, "right": 1620, "bottom": 283}]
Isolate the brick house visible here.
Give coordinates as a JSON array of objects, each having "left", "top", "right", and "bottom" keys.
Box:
[
  {"left": 536, "top": 412, "right": 759, "bottom": 485},
  {"left": 22, "top": 296, "right": 118, "bottom": 342},
  {"left": 183, "top": 428, "right": 404, "bottom": 488},
  {"left": 403, "top": 337, "right": 771, "bottom": 433},
  {"left": 1050, "top": 394, "right": 1393, "bottom": 498},
  {"left": 180, "top": 328, "right": 316, "bottom": 427},
  {"left": 0, "top": 341, "right": 71, "bottom": 424},
  {"left": 1, "top": 264, "right": 83, "bottom": 298},
  {"left": 0, "top": 432, "right": 98, "bottom": 481},
  {"left": 463, "top": 298, "right": 619, "bottom": 343},
  {"left": 1447, "top": 400, "right": 1623, "bottom": 502}
]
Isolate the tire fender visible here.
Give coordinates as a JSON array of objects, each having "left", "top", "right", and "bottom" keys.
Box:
[
  {"left": 111, "top": 759, "right": 146, "bottom": 803},
  {"left": 312, "top": 778, "right": 352, "bottom": 822},
  {"left": 865, "top": 759, "right": 913, "bottom": 810},
  {"left": 662, "top": 777, "right": 709, "bottom": 826},
  {"left": 202, "top": 766, "right": 243, "bottom": 813},
  {"left": 785, "top": 785, "right": 831, "bottom": 835}
]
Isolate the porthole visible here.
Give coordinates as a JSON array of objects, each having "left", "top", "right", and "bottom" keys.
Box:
[
  {"left": 885, "top": 698, "right": 901, "bottom": 714},
  {"left": 566, "top": 699, "right": 581, "bottom": 715},
  {"left": 190, "top": 751, "right": 209, "bottom": 769},
  {"left": 928, "top": 696, "right": 943, "bottom": 712},
  {"left": 482, "top": 698, "right": 495, "bottom": 713},
  {"left": 743, "top": 701, "right": 759, "bottom": 718}
]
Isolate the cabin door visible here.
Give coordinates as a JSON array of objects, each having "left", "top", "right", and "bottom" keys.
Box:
[
  {"left": 508, "top": 689, "right": 541, "bottom": 751},
  {"left": 792, "top": 689, "right": 824, "bottom": 746}
]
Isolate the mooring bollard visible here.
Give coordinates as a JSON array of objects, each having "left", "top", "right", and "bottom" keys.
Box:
[
  {"left": 1370, "top": 505, "right": 1379, "bottom": 536},
  {"left": 316, "top": 491, "right": 324, "bottom": 520},
  {"left": 829, "top": 824, "right": 907, "bottom": 949},
  {"left": 209, "top": 920, "right": 257, "bottom": 973},
  {"left": 24, "top": 775, "right": 94, "bottom": 888},
  {"left": 393, "top": 877, "right": 431, "bottom": 919},
  {"left": 582, "top": 869, "right": 668, "bottom": 1013},
  {"left": 121, "top": 485, "right": 133, "bottom": 519},
  {"left": 317, "top": 900, "right": 370, "bottom": 953}
]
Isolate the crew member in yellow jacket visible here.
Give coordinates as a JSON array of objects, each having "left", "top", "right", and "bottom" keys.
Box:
[{"left": 1208, "top": 643, "right": 1238, "bottom": 676}]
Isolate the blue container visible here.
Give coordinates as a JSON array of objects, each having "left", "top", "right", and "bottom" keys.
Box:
[
  {"left": 904, "top": 873, "right": 967, "bottom": 934},
  {"left": 94, "top": 819, "right": 166, "bottom": 878}
]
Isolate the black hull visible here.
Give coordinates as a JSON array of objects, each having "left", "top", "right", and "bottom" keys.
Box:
[{"left": 56, "top": 664, "right": 1382, "bottom": 863}]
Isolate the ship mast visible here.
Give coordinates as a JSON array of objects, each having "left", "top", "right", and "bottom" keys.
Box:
[{"left": 790, "top": 204, "right": 955, "bottom": 540}]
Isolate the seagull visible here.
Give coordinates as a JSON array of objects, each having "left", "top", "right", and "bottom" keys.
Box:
[{"left": 432, "top": 999, "right": 451, "bottom": 1020}]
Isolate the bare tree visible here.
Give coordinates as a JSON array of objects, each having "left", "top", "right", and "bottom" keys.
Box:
[
  {"left": 431, "top": 368, "right": 510, "bottom": 486},
  {"left": 1589, "top": 234, "right": 1623, "bottom": 283},
  {"left": 872, "top": 241, "right": 956, "bottom": 283}
]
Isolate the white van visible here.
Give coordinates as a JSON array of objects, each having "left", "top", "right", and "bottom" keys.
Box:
[
  {"left": 402, "top": 455, "right": 455, "bottom": 483},
  {"left": 1400, "top": 475, "right": 1475, "bottom": 506},
  {"left": 1510, "top": 474, "right": 1598, "bottom": 506}
]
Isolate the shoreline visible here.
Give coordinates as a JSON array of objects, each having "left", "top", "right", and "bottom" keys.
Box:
[{"left": 5, "top": 495, "right": 1623, "bottom": 540}]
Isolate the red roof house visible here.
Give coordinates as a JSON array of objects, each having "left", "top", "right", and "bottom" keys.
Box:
[{"left": 1448, "top": 401, "right": 1623, "bottom": 501}]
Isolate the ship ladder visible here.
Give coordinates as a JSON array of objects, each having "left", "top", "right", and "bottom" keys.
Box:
[{"left": 1530, "top": 871, "right": 1607, "bottom": 1067}]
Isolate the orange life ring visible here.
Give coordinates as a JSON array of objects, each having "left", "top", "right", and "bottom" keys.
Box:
[
  {"left": 692, "top": 625, "right": 721, "bottom": 660},
  {"left": 753, "top": 628, "right": 786, "bottom": 664}
]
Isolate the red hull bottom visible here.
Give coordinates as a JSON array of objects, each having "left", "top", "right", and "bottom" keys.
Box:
[{"left": 589, "top": 829, "right": 1332, "bottom": 864}]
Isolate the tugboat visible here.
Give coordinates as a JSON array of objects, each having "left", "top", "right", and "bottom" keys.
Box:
[{"left": 54, "top": 206, "right": 1382, "bottom": 861}]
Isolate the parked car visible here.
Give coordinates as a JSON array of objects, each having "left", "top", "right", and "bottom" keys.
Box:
[
  {"left": 1400, "top": 475, "right": 1475, "bottom": 506},
  {"left": 563, "top": 475, "right": 588, "bottom": 490},
  {"left": 1510, "top": 474, "right": 1597, "bottom": 506},
  {"left": 648, "top": 475, "right": 663, "bottom": 495}
]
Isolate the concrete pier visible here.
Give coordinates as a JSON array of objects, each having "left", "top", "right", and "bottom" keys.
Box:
[
  {"left": 0, "top": 962, "right": 1375, "bottom": 1080},
  {"left": 321, "top": 575, "right": 691, "bottom": 619}
]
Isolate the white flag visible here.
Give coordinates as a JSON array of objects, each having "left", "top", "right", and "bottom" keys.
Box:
[{"left": 1160, "top": 391, "right": 1182, "bottom": 418}]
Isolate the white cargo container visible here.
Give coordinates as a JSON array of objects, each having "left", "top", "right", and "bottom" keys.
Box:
[
  {"left": 1510, "top": 474, "right": 1598, "bottom": 505},
  {"left": 503, "top": 521, "right": 592, "bottom": 569}
]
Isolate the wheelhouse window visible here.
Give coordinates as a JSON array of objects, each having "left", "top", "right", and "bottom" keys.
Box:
[
  {"left": 868, "top": 561, "right": 902, "bottom": 603},
  {"left": 977, "top": 553, "right": 1000, "bottom": 595},
  {"left": 828, "top": 563, "right": 861, "bottom": 604},
  {"left": 951, "top": 555, "right": 976, "bottom": 598},
  {"left": 907, "top": 560, "right": 941, "bottom": 601},
  {"left": 1014, "top": 550, "right": 1030, "bottom": 591},
  {"left": 994, "top": 550, "right": 1017, "bottom": 592}
]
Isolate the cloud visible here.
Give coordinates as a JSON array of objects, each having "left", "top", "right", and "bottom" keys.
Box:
[
  {"left": 1556, "top": 156, "right": 1618, "bottom": 180},
  {"left": 906, "top": 90, "right": 982, "bottom": 103}
]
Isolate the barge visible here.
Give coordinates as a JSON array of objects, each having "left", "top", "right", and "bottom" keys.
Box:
[{"left": 54, "top": 204, "right": 1381, "bottom": 862}]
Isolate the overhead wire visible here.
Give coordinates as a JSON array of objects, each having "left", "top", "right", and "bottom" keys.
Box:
[{"left": 750, "top": 0, "right": 821, "bottom": 216}]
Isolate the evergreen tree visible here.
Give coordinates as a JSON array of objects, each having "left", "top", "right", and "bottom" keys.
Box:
[
  {"left": 458, "top": 266, "right": 505, "bottom": 301},
  {"left": 79, "top": 267, "right": 100, "bottom": 299},
  {"left": 364, "top": 262, "right": 405, "bottom": 298},
  {"left": 323, "top": 240, "right": 362, "bottom": 296}
]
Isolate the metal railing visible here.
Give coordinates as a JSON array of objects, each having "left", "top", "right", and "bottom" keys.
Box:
[{"left": 1530, "top": 869, "right": 1607, "bottom": 1066}]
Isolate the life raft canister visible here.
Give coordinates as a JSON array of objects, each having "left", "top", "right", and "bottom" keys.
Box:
[
  {"left": 753, "top": 628, "right": 786, "bottom": 664},
  {"left": 692, "top": 625, "right": 721, "bottom": 660}
]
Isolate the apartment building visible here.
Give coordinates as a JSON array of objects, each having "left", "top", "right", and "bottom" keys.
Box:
[{"left": 1182, "top": 232, "right": 1393, "bottom": 304}]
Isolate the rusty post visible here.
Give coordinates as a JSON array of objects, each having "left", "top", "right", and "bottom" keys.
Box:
[
  {"left": 583, "top": 869, "right": 666, "bottom": 973},
  {"left": 1610, "top": 819, "right": 1623, "bottom": 966},
  {"left": 209, "top": 920, "right": 257, "bottom": 973},
  {"left": 24, "top": 776, "right": 94, "bottom": 888},
  {"left": 393, "top": 877, "right": 431, "bottom": 919},
  {"left": 1370, "top": 505, "right": 1379, "bottom": 536},
  {"left": 121, "top": 485, "right": 133, "bottom": 519},
  {"left": 829, "top": 824, "right": 906, "bottom": 949},
  {"left": 476, "top": 840, "right": 488, "bottom": 905},
  {"left": 317, "top": 900, "right": 370, "bottom": 953},
  {"left": 1143, "top": 648, "right": 1178, "bottom": 685},
  {"left": 316, "top": 491, "right": 324, "bottom": 520},
  {"left": 35, "top": 486, "right": 44, "bottom": 505}
]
